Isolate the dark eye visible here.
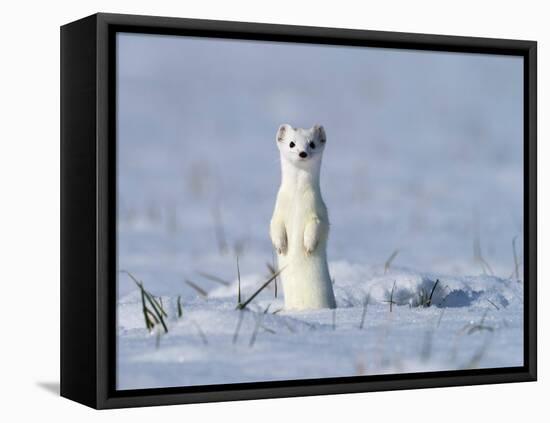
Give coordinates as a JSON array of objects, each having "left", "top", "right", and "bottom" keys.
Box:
[
  {"left": 289, "top": 141, "right": 295, "bottom": 148},
  {"left": 309, "top": 142, "right": 316, "bottom": 149}
]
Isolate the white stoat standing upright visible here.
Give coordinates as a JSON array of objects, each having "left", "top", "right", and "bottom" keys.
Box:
[{"left": 270, "top": 123, "right": 337, "bottom": 310}]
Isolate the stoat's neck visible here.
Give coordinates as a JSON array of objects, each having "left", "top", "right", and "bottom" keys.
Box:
[{"left": 280, "top": 154, "right": 322, "bottom": 193}]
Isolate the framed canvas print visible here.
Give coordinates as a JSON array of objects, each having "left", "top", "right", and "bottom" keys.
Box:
[{"left": 60, "top": 13, "right": 537, "bottom": 409}]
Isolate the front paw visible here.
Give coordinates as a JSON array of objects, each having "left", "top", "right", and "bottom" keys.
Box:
[
  {"left": 273, "top": 237, "right": 288, "bottom": 256},
  {"left": 304, "top": 241, "right": 317, "bottom": 256}
]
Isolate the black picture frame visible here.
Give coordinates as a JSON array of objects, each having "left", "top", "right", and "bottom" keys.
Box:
[{"left": 60, "top": 12, "right": 537, "bottom": 409}]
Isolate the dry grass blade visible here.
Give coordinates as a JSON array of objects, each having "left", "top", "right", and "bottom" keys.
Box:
[
  {"left": 423, "top": 279, "right": 440, "bottom": 307},
  {"left": 261, "top": 325, "right": 276, "bottom": 334},
  {"left": 143, "top": 290, "right": 167, "bottom": 318},
  {"left": 143, "top": 293, "right": 168, "bottom": 333},
  {"left": 436, "top": 285, "right": 451, "bottom": 307},
  {"left": 237, "top": 256, "right": 242, "bottom": 305},
  {"left": 281, "top": 319, "right": 295, "bottom": 333},
  {"left": 473, "top": 214, "right": 494, "bottom": 276},
  {"left": 120, "top": 270, "right": 168, "bottom": 333},
  {"left": 341, "top": 296, "right": 353, "bottom": 307},
  {"left": 185, "top": 279, "right": 208, "bottom": 298},
  {"left": 177, "top": 295, "right": 183, "bottom": 318},
  {"left": 272, "top": 250, "right": 278, "bottom": 298},
  {"left": 302, "top": 321, "right": 317, "bottom": 331},
  {"left": 267, "top": 252, "right": 279, "bottom": 298},
  {"left": 266, "top": 262, "right": 277, "bottom": 275},
  {"left": 237, "top": 266, "right": 286, "bottom": 310},
  {"left": 249, "top": 312, "right": 265, "bottom": 347},
  {"left": 467, "top": 324, "right": 494, "bottom": 335},
  {"left": 384, "top": 249, "right": 399, "bottom": 274},
  {"left": 512, "top": 235, "right": 520, "bottom": 280},
  {"left": 478, "top": 256, "right": 494, "bottom": 276},
  {"left": 486, "top": 299, "right": 500, "bottom": 310},
  {"left": 462, "top": 335, "right": 493, "bottom": 369},
  {"left": 233, "top": 310, "right": 245, "bottom": 344},
  {"left": 359, "top": 293, "right": 370, "bottom": 329},
  {"left": 145, "top": 308, "right": 160, "bottom": 325},
  {"left": 155, "top": 328, "right": 162, "bottom": 349},
  {"left": 140, "top": 289, "right": 154, "bottom": 330},
  {"left": 390, "top": 281, "right": 396, "bottom": 312},
  {"left": 428, "top": 279, "right": 440, "bottom": 304},
  {"left": 197, "top": 271, "right": 230, "bottom": 286},
  {"left": 382, "top": 281, "right": 397, "bottom": 312},
  {"left": 463, "top": 310, "right": 494, "bottom": 335},
  {"left": 191, "top": 319, "right": 208, "bottom": 345},
  {"left": 120, "top": 269, "right": 140, "bottom": 284}
]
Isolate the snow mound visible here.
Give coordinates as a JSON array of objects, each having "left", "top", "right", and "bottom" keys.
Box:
[
  {"left": 204, "top": 261, "right": 522, "bottom": 310},
  {"left": 329, "top": 262, "right": 522, "bottom": 309}
]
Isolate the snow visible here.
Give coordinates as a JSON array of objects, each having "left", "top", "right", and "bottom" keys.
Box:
[
  {"left": 117, "top": 263, "right": 523, "bottom": 389},
  {"left": 115, "top": 33, "right": 524, "bottom": 390}
]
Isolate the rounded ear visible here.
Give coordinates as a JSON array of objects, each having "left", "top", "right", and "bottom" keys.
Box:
[
  {"left": 313, "top": 124, "right": 326, "bottom": 144},
  {"left": 277, "top": 124, "right": 292, "bottom": 142}
]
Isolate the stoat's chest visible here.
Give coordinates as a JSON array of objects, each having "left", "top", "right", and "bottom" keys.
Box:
[{"left": 278, "top": 185, "right": 326, "bottom": 239}]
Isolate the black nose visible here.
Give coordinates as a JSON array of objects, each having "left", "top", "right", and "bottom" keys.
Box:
[{"left": 299, "top": 152, "right": 308, "bottom": 158}]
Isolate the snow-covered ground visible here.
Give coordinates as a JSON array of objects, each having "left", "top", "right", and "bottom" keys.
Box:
[
  {"left": 116, "top": 33, "right": 524, "bottom": 389},
  {"left": 117, "top": 264, "right": 523, "bottom": 389}
]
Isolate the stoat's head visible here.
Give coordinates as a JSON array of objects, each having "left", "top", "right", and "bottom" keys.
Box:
[{"left": 275, "top": 124, "right": 327, "bottom": 169}]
